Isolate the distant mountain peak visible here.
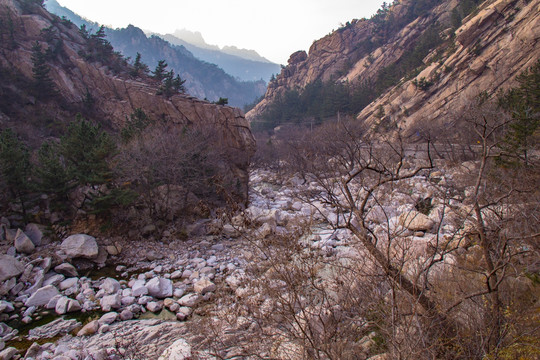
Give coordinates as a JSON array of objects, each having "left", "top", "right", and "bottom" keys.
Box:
[
  {"left": 171, "top": 28, "right": 218, "bottom": 50},
  {"left": 221, "top": 45, "right": 273, "bottom": 64},
  {"left": 165, "top": 29, "right": 272, "bottom": 64}
]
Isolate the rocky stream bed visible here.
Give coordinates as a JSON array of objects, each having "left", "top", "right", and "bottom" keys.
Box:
[{"left": 0, "top": 164, "right": 467, "bottom": 359}]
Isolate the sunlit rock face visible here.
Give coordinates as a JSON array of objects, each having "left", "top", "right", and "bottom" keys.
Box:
[{"left": 248, "top": 0, "right": 539, "bottom": 135}]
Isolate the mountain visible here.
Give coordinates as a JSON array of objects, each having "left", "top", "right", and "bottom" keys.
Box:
[
  {"left": 248, "top": 0, "right": 540, "bottom": 134},
  {"left": 159, "top": 30, "right": 281, "bottom": 82},
  {"left": 43, "top": 0, "right": 266, "bottom": 107},
  {"left": 0, "top": 0, "right": 255, "bottom": 200}
]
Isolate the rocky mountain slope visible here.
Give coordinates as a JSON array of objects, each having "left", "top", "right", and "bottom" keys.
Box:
[
  {"left": 159, "top": 30, "right": 281, "bottom": 82},
  {"left": 0, "top": 0, "right": 255, "bottom": 196},
  {"left": 247, "top": 0, "right": 540, "bottom": 134},
  {"left": 43, "top": 0, "right": 267, "bottom": 107}
]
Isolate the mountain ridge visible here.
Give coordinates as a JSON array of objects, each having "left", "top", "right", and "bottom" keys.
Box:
[
  {"left": 247, "top": 0, "right": 540, "bottom": 134},
  {"left": 158, "top": 31, "right": 281, "bottom": 82},
  {"left": 43, "top": 0, "right": 267, "bottom": 107}
]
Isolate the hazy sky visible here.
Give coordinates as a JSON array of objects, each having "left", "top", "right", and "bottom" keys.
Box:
[{"left": 55, "top": 0, "right": 387, "bottom": 64}]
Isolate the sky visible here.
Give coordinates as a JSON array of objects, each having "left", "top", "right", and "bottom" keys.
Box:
[{"left": 55, "top": 0, "right": 387, "bottom": 64}]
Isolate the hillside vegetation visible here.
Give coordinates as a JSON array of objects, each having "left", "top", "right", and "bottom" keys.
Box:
[{"left": 0, "top": 0, "right": 255, "bottom": 235}]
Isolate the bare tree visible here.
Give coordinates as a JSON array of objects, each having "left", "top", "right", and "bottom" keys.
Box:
[{"left": 115, "top": 123, "right": 239, "bottom": 228}]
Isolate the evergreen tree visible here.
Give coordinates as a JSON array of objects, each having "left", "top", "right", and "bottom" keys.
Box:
[
  {"left": 121, "top": 108, "right": 151, "bottom": 142},
  {"left": 152, "top": 60, "right": 168, "bottom": 82},
  {"left": 88, "top": 25, "right": 114, "bottom": 61},
  {"left": 0, "top": 129, "right": 31, "bottom": 216},
  {"left": 34, "top": 141, "right": 70, "bottom": 208},
  {"left": 31, "top": 41, "right": 56, "bottom": 98},
  {"left": 157, "top": 69, "right": 187, "bottom": 97},
  {"left": 60, "top": 116, "right": 116, "bottom": 186},
  {"left": 91, "top": 25, "right": 108, "bottom": 46},
  {"left": 215, "top": 97, "right": 228, "bottom": 106},
  {"left": 34, "top": 116, "right": 135, "bottom": 215},
  {"left": 498, "top": 60, "right": 540, "bottom": 165},
  {"left": 131, "top": 52, "right": 149, "bottom": 77},
  {"left": 173, "top": 74, "right": 186, "bottom": 94},
  {"left": 78, "top": 24, "right": 89, "bottom": 40}
]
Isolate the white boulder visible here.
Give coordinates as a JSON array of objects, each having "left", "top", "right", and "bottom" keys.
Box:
[
  {"left": 60, "top": 234, "right": 99, "bottom": 259},
  {"left": 25, "top": 285, "right": 60, "bottom": 307},
  {"left": 146, "top": 277, "right": 173, "bottom": 299},
  {"left": 100, "top": 294, "right": 121, "bottom": 311}
]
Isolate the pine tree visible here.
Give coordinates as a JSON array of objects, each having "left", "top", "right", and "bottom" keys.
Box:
[
  {"left": 35, "top": 141, "right": 71, "bottom": 208},
  {"left": 31, "top": 41, "right": 56, "bottom": 98},
  {"left": 88, "top": 25, "right": 113, "bottom": 61},
  {"left": 173, "top": 74, "right": 186, "bottom": 94},
  {"left": 0, "top": 129, "right": 31, "bottom": 216},
  {"left": 159, "top": 70, "right": 175, "bottom": 97},
  {"left": 78, "top": 24, "right": 89, "bottom": 40},
  {"left": 152, "top": 60, "right": 168, "bottom": 82},
  {"left": 498, "top": 60, "right": 540, "bottom": 166},
  {"left": 131, "top": 52, "right": 149, "bottom": 77},
  {"left": 60, "top": 116, "right": 116, "bottom": 186},
  {"left": 157, "top": 69, "right": 187, "bottom": 97},
  {"left": 121, "top": 108, "right": 151, "bottom": 142}
]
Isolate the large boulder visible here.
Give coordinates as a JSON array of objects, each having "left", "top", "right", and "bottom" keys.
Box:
[
  {"left": 0, "top": 347, "right": 18, "bottom": 360},
  {"left": 54, "top": 263, "right": 78, "bottom": 277},
  {"left": 98, "top": 312, "right": 118, "bottom": 325},
  {"left": 146, "top": 277, "right": 173, "bottom": 299},
  {"left": 55, "top": 296, "right": 81, "bottom": 314},
  {"left": 25, "top": 223, "right": 44, "bottom": 246},
  {"left": 193, "top": 278, "right": 216, "bottom": 295},
  {"left": 77, "top": 320, "right": 99, "bottom": 336},
  {"left": 0, "top": 255, "right": 24, "bottom": 282},
  {"left": 100, "top": 295, "right": 122, "bottom": 312},
  {"left": 14, "top": 229, "right": 35, "bottom": 254},
  {"left": 60, "top": 234, "right": 99, "bottom": 259},
  {"left": 399, "top": 211, "right": 435, "bottom": 232},
  {"left": 178, "top": 293, "right": 200, "bottom": 307},
  {"left": 25, "top": 285, "right": 60, "bottom": 307},
  {"left": 101, "top": 278, "right": 121, "bottom": 295}
]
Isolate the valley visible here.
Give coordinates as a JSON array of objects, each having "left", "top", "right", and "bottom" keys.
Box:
[{"left": 0, "top": 0, "right": 538, "bottom": 359}]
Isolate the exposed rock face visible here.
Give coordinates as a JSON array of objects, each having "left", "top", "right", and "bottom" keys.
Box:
[
  {"left": 357, "top": 0, "right": 540, "bottom": 134},
  {"left": 248, "top": 17, "right": 377, "bottom": 119},
  {"left": 0, "top": 0, "right": 255, "bottom": 200},
  {"left": 158, "top": 339, "right": 192, "bottom": 360},
  {"left": 247, "top": 0, "right": 539, "bottom": 135}
]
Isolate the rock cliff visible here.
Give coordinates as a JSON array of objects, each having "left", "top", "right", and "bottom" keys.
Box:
[
  {"left": 359, "top": 0, "right": 540, "bottom": 134},
  {"left": 247, "top": 0, "right": 540, "bottom": 134},
  {"left": 0, "top": 0, "right": 255, "bottom": 198}
]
